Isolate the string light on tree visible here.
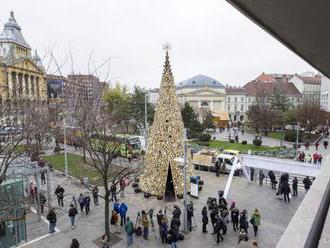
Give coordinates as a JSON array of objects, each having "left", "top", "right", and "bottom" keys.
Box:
[{"left": 140, "top": 44, "right": 193, "bottom": 197}]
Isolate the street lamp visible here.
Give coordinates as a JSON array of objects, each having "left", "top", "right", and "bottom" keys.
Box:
[
  {"left": 174, "top": 128, "right": 195, "bottom": 233},
  {"left": 296, "top": 122, "right": 300, "bottom": 155},
  {"left": 59, "top": 112, "right": 68, "bottom": 177}
]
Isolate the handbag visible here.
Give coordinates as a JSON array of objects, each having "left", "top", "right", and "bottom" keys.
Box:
[{"left": 249, "top": 217, "right": 255, "bottom": 226}]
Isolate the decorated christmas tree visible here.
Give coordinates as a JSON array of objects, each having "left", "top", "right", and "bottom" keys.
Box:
[{"left": 140, "top": 44, "right": 193, "bottom": 197}]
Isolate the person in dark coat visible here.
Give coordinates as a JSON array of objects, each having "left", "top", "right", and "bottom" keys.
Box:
[
  {"left": 239, "top": 210, "right": 248, "bottom": 233},
  {"left": 160, "top": 217, "right": 168, "bottom": 244},
  {"left": 324, "top": 140, "right": 328, "bottom": 149},
  {"left": 46, "top": 208, "right": 57, "bottom": 233},
  {"left": 187, "top": 204, "right": 194, "bottom": 232},
  {"left": 214, "top": 216, "right": 224, "bottom": 245},
  {"left": 55, "top": 185, "right": 65, "bottom": 207},
  {"left": 70, "top": 238, "right": 80, "bottom": 248},
  {"left": 250, "top": 167, "right": 255, "bottom": 182},
  {"left": 92, "top": 186, "right": 99, "bottom": 206},
  {"left": 258, "top": 170, "right": 265, "bottom": 186},
  {"left": 230, "top": 202, "right": 239, "bottom": 231},
  {"left": 268, "top": 170, "right": 276, "bottom": 189},
  {"left": 168, "top": 228, "right": 178, "bottom": 248},
  {"left": 157, "top": 210, "right": 164, "bottom": 237},
  {"left": 303, "top": 176, "right": 312, "bottom": 193},
  {"left": 283, "top": 183, "right": 291, "bottom": 203},
  {"left": 201, "top": 206, "right": 208, "bottom": 233},
  {"left": 215, "top": 161, "right": 220, "bottom": 177},
  {"left": 110, "top": 183, "right": 117, "bottom": 202},
  {"left": 84, "top": 195, "right": 91, "bottom": 215},
  {"left": 292, "top": 177, "right": 298, "bottom": 197},
  {"left": 210, "top": 208, "right": 218, "bottom": 234}
]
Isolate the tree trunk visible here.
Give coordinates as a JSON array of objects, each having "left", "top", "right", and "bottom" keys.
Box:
[
  {"left": 83, "top": 145, "right": 86, "bottom": 162},
  {"left": 104, "top": 184, "right": 111, "bottom": 242}
]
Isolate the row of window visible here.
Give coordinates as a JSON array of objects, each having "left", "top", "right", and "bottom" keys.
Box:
[
  {"left": 228, "top": 105, "right": 244, "bottom": 112},
  {"left": 227, "top": 97, "right": 247, "bottom": 103}
]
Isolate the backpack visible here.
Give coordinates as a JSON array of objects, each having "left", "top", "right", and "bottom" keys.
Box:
[
  {"left": 126, "top": 222, "right": 134, "bottom": 234},
  {"left": 135, "top": 226, "right": 142, "bottom": 236},
  {"left": 69, "top": 208, "right": 76, "bottom": 217}
]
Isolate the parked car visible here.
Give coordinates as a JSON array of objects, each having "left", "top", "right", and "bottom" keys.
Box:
[{"left": 216, "top": 154, "right": 242, "bottom": 175}]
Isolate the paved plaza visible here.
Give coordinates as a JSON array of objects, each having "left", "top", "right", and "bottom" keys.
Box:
[{"left": 20, "top": 167, "right": 306, "bottom": 248}]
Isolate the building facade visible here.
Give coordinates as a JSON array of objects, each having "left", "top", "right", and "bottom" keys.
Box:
[
  {"left": 148, "top": 88, "right": 159, "bottom": 106},
  {"left": 225, "top": 87, "right": 247, "bottom": 123},
  {"left": 0, "top": 12, "right": 47, "bottom": 101},
  {"left": 320, "top": 75, "right": 330, "bottom": 111},
  {"left": 289, "top": 72, "right": 321, "bottom": 103},
  {"left": 176, "top": 74, "right": 226, "bottom": 118}
]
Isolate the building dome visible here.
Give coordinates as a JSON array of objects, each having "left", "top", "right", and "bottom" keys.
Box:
[
  {"left": 178, "top": 74, "right": 224, "bottom": 88},
  {"left": 0, "top": 11, "right": 31, "bottom": 49}
]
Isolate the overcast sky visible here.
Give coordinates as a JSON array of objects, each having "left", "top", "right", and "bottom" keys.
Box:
[{"left": 1, "top": 0, "right": 315, "bottom": 89}]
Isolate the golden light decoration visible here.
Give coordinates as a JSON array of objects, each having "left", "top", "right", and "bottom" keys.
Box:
[{"left": 140, "top": 46, "right": 193, "bottom": 197}]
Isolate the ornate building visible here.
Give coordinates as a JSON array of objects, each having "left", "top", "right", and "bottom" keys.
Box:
[{"left": 0, "top": 11, "right": 47, "bottom": 101}]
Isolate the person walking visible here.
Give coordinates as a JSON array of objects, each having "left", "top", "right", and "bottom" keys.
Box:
[
  {"left": 124, "top": 217, "right": 134, "bottom": 247},
  {"left": 141, "top": 210, "right": 149, "bottom": 240},
  {"left": 230, "top": 202, "right": 239, "bottom": 232},
  {"left": 55, "top": 185, "right": 65, "bottom": 207},
  {"left": 315, "top": 142, "right": 320, "bottom": 150},
  {"left": 303, "top": 176, "right": 312, "bottom": 193},
  {"left": 157, "top": 210, "right": 164, "bottom": 237},
  {"left": 258, "top": 170, "right": 265, "bottom": 186},
  {"left": 201, "top": 206, "right": 208, "bottom": 233},
  {"left": 268, "top": 170, "right": 276, "bottom": 189},
  {"left": 292, "top": 177, "right": 298, "bottom": 197},
  {"left": 239, "top": 210, "right": 248, "bottom": 233},
  {"left": 250, "top": 209, "right": 261, "bottom": 236},
  {"left": 78, "top": 193, "right": 84, "bottom": 212},
  {"left": 29, "top": 182, "right": 35, "bottom": 203},
  {"left": 39, "top": 193, "right": 46, "bottom": 214},
  {"left": 120, "top": 178, "right": 126, "bottom": 197},
  {"left": 84, "top": 195, "right": 91, "bottom": 215},
  {"left": 41, "top": 171, "right": 46, "bottom": 185},
  {"left": 70, "top": 238, "right": 80, "bottom": 248},
  {"left": 111, "top": 210, "right": 120, "bottom": 234},
  {"left": 283, "top": 183, "right": 291, "bottom": 203},
  {"left": 110, "top": 183, "right": 117, "bottom": 202},
  {"left": 168, "top": 227, "right": 178, "bottom": 248},
  {"left": 92, "top": 186, "right": 99, "bottom": 206},
  {"left": 214, "top": 216, "right": 224, "bottom": 246},
  {"left": 324, "top": 140, "right": 328, "bottom": 149},
  {"left": 69, "top": 204, "right": 78, "bottom": 229},
  {"left": 250, "top": 167, "right": 255, "bottom": 182},
  {"left": 160, "top": 217, "right": 168, "bottom": 244},
  {"left": 187, "top": 203, "right": 194, "bottom": 232},
  {"left": 46, "top": 208, "right": 57, "bottom": 233},
  {"left": 119, "top": 201, "right": 128, "bottom": 226}
]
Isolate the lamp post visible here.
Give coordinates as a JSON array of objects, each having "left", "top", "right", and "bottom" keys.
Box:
[
  {"left": 173, "top": 128, "right": 196, "bottom": 233},
  {"left": 296, "top": 122, "right": 300, "bottom": 155},
  {"left": 60, "top": 112, "right": 68, "bottom": 177}
]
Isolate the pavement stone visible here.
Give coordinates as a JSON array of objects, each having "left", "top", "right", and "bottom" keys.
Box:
[{"left": 21, "top": 167, "right": 305, "bottom": 248}]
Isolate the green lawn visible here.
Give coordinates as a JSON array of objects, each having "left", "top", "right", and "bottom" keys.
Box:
[
  {"left": 268, "top": 132, "right": 284, "bottom": 140},
  {"left": 42, "top": 153, "right": 102, "bottom": 185},
  {"left": 192, "top": 140, "right": 282, "bottom": 153}
]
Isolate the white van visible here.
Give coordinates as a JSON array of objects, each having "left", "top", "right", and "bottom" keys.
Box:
[{"left": 216, "top": 154, "right": 242, "bottom": 173}]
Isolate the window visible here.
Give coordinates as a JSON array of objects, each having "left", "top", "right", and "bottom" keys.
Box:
[
  {"left": 234, "top": 105, "right": 237, "bottom": 111},
  {"left": 228, "top": 105, "right": 230, "bottom": 111},
  {"left": 241, "top": 97, "right": 244, "bottom": 102},
  {"left": 234, "top": 97, "right": 237, "bottom": 103},
  {"left": 228, "top": 97, "right": 231, "bottom": 103},
  {"left": 240, "top": 105, "right": 244, "bottom": 112},
  {"left": 248, "top": 97, "right": 251, "bottom": 103},
  {"left": 201, "top": 101, "right": 209, "bottom": 107},
  {"left": 240, "top": 115, "right": 244, "bottom": 121}
]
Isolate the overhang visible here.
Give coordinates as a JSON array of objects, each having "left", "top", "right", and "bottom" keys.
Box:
[{"left": 226, "top": 0, "right": 330, "bottom": 78}]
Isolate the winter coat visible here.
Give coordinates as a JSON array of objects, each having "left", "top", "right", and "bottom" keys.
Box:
[
  {"left": 303, "top": 178, "right": 312, "bottom": 189},
  {"left": 47, "top": 211, "right": 57, "bottom": 224},
  {"left": 202, "top": 208, "right": 208, "bottom": 224},
  {"left": 292, "top": 178, "right": 298, "bottom": 190},
  {"left": 251, "top": 212, "right": 261, "bottom": 226},
  {"left": 113, "top": 202, "right": 120, "bottom": 213},
  {"left": 239, "top": 213, "right": 248, "bottom": 229},
  {"left": 124, "top": 220, "right": 134, "bottom": 234},
  {"left": 231, "top": 208, "right": 239, "bottom": 222},
  {"left": 69, "top": 207, "right": 78, "bottom": 217},
  {"left": 160, "top": 221, "right": 168, "bottom": 235},
  {"left": 119, "top": 203, "right": 128, "bottom": 216},
  {"left": 141, "top": 214, "right": 149, "bottom": 228}
]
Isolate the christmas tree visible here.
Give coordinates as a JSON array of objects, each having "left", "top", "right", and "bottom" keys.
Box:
[{"left": 140, "top": 45, "right": 192, "bottom": 197}]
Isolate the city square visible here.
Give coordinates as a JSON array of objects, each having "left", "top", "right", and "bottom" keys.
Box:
[{"left": 1, "top": 1, "right": 330, "bottom": 248}]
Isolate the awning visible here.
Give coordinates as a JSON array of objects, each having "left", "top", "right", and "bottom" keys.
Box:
[
  {"left": 226, "top": 0, "right": 330, "bottom": 78},
  {"left": 212, "top": 111, "right": 230, "bottom": 121}
]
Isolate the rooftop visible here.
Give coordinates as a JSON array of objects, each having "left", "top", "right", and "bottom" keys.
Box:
[
  {"left": 0, "top": 11, "right": 31, "bottom": 49},
  {"left": 178, "top": 74, "right": 225, "bottom": 88},
  {"left": 244, "top": 81, "right": 302, "bottom": 96}
]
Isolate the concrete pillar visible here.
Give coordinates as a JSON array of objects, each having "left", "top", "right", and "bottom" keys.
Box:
[
  {"left": 30, "top": 75, "right": 35, "bottom": 98},
  {"left": 24, "top": 74, "right": 29, "bottom": 98},
  {"left": 7, "top": 71, "right": 12, "bottom": 97}
]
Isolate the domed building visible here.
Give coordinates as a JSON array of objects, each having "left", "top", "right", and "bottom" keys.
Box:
[
  {"left": 176, "top": 74, "right": 228, "bottom": 125},
  {"left": 0, "top": 11, "right": 47, "bottom": 101}
]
